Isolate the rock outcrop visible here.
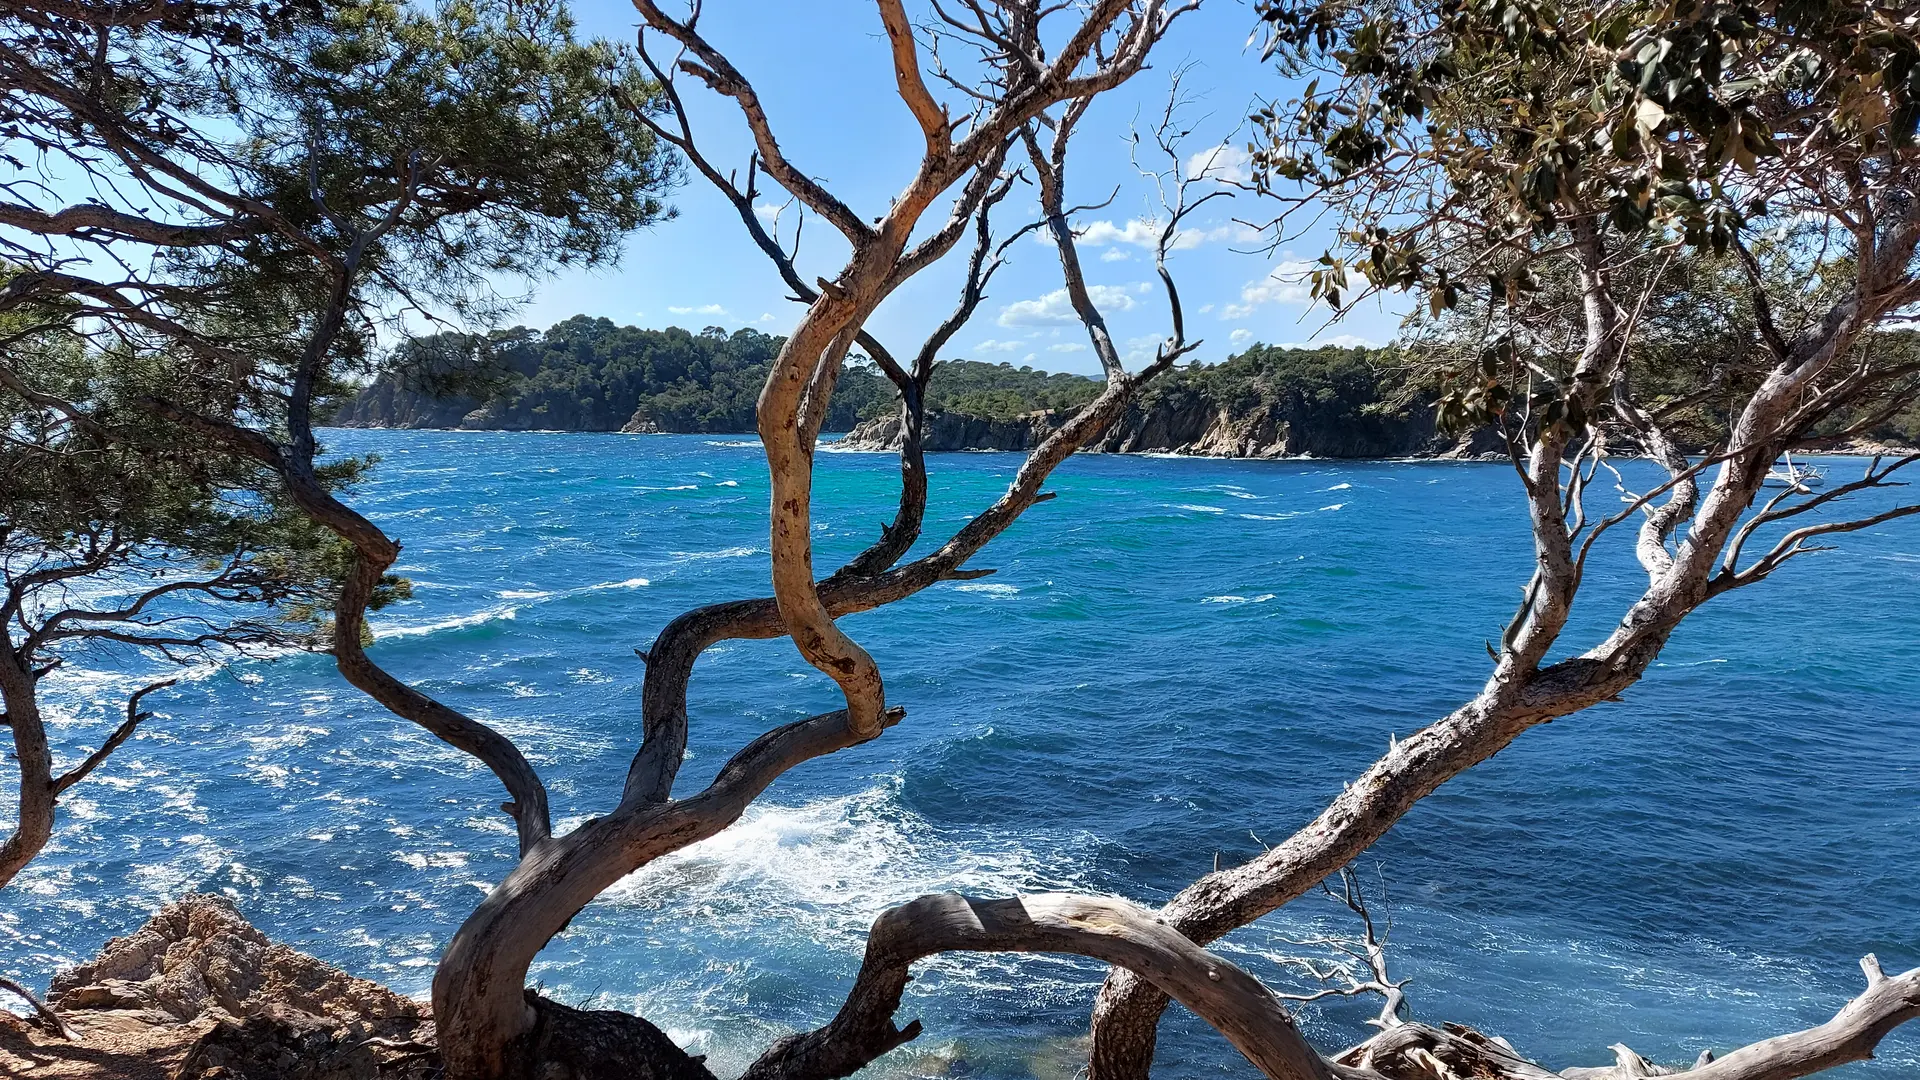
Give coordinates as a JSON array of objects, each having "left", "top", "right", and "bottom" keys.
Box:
[
  {"left": 4, "top": 895, "right": 435, "bottom": 1079},
  {"left": 836, "top": 396, "right": 1505, "bottom": 459}
]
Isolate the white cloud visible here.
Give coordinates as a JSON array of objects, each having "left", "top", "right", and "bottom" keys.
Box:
[
  {"left": 998, "top": 282, "right": 1149, "bottom": 326},
  {"left": 1187, "top": 143, "right": 1252, "bottom": 185},
  {"left": 1229, "top": 328, "right": 1253, "bottom": 349},
  {"left": 1061, "top": 217, "right": 1259, "bottom": 253},
  {"left": 973, "top": 338, "right": 1021, "bottom": 353},
  {"left": 1074, "top": 218, "right": 1163, "bottom": 247},
  {"left": 668, "top": 303, "right": 732, "bottom": 318},
  {"left": 1121, "top": 334, "right": 1164, "bottom": 367},
  {"left": 1277, "top": 334, "right": 1382, "bottom": 350},
  {"left": 1221, "top": 260, "right": 1314, "bottom": 319},
  {"left": 756, "top": 312, "right": 778, "bottom": 325},
  {"left": 1100, "top": 247, "right": 1133, "bottom": 262},
  {"left": 753, "top": 202, "right": 783, "bottom": 223},
  {"left": 1048, "top": 342, "right": 1088, "bottom": 353},
  {"left": 1198, "top": 303, "right": 1214, "bottom": 315},
  {"left": 1023, "top": 353, "right": 1037, "bottom": 363}
]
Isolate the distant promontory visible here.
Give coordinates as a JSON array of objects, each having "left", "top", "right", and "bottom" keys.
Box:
[
  {"left": 330, "top": 315, "right": 1920, "bottom": 458},
  {"left": 329, "top": 316, "right": 1483, "bottom": 458}
]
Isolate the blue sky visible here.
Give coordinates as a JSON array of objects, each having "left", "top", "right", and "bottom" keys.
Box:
[{"left": 515, "top": 1, "right": 1408, "bottom": 377}]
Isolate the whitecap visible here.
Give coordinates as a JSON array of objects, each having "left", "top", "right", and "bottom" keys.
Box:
[
  {"left": 954, "top": 582, "right": 1020, "bottom": 596},
  {"left": 498, "top": 589, "right": 553, "bottom": 599},
  {"left": 1324, "top": 482, "right": 1353, "bottom": 491},
  {"left": 372, "top": 605, "right": 518, "bottom": 639},
  {"left": 394, "top": 850, "right": 470, "bottom": 870},
  {"left": 716, "top": 480, "right": 740, "bottom": 487},
  {"left": 604, "top": 784, "right": 1090, "bottom": 942},
  {"left": 1202, "top": 593, "right": 1276, "bottom": 604},
  {"left": 1319, "top": 502, "right": 1346, "bottom": 511},
  {"left": 1171, "top": 503, "right": 1227, "bottom": 514},
  {"left": 669, "top": 546, "right": 761, "bottom": 561},
  {"left": 584, "top": 577, "right": 652, "bottom": 591}
]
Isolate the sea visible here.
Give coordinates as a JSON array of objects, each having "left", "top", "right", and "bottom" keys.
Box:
[{"left": 4, "top": 430, "right": 1916, "bottom": 1079}]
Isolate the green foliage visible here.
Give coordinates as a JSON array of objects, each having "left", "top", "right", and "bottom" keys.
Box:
[
  {"left": 345, "top": 323, "right": 1124, "bottom": 433},
  {"left": 339, "top": 318, "right": 892, "bottom": 432},
  {"left": 1, "top": 317, "right": 352, "bottom": 660},
  {"left": 1250, "top": 0, "right": 1919, "bottom": 309},
  {"left": 923, "top": 360, "right": 1102, "bottom": 420}
]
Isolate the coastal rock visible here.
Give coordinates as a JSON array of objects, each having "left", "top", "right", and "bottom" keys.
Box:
[
  {"left": 2, "top": 895, "right": 436, "bottom": 1079},
  {"left": 839, "top": 395, "right": 1480, "bottom": 459},
  {"left": 839, "top": 409, "right": 1063, "bottom": 451},
  {"left": 50, "top": 895, "right": 423, "bottom": 1028}
]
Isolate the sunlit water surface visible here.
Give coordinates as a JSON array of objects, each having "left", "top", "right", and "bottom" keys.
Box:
[{"left": 4, "top": 431, "right": 1916, "bottom": 1078}]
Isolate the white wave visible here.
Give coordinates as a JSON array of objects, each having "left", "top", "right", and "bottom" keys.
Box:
[
  {"left": 716, "top": 480, "right": 740, "bottom": 487},
  {"left": 1324, "top": 482, "right": 1352, "bottom": 491},
  {"left": 703, "top": 440, "right": 759, "bottom": 448},
  {"left": 394, "top": 850, "right": 470, "bottom": 870},
  {"left": 1202, "top": 593, "right": 1276, "bottom": 605},
  {"left": 659, "top": 484, "right": 699, "bottom": 492},
  {"left": 1239, "top": 511, "right": 1311, "bottom": 521},
  {"left": 954, "top": 582, "right": 1019, "bottom": 596},
  {"left": 584, "top": 577, "right": 652, "bottom": 591},
  {"left": 1171, "top": 503, "right": 1227, "bottom": 514},
  {"left": 604, "top": 784, "right": 1090, "bottom": 947},
  {"left": 1319, "top": 502, "right": 1347, "bottom": 511},
  {"left": 498, "top": 589, "right": 553, "bottom": 599},
  {"left": 669, "top": 546, "right": 761, "bottom": 561},
  {"left": 372, "top": 605, "right": 518, "bottom": 639}
]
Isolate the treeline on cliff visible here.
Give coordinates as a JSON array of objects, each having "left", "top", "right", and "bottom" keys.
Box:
[
  {"left": 328, "top": 316, "right": 1405, "bottom": 446},
  {"left": 330, "top": 317, "right": 1115, "bottom": 433},
  {"left": 333, "top": 315, "right": 1920, "bottom": 453}
]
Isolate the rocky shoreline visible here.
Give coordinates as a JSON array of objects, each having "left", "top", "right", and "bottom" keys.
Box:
[
  {"left": 1, "top": 895, "right": 435, "bottom": 1079},
  {"left": 835, "top": 407, "right": 1919, "bottom": 461},
  {"left": 834, "top": 400, "right": 1505, "bottom": 459}
]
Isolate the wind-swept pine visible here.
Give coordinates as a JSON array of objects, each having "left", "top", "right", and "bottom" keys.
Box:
[{"left": 0, "top": 0, "right": 675, "bottom": 892}]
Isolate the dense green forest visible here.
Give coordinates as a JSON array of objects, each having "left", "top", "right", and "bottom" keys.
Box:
[
  {"left": 329, "top": 316, "right": 1396, "bottom": 435},
  {"left": 330, "top": 317, "right": 1111, "bottom": 431},
  {"left": 333, "top": 315, "right": 1919, "bottom": 452}
]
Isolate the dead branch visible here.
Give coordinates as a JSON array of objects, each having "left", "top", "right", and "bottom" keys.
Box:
[
  {"left": 741, "top": 893, "right": 1336, "bottom": 1080},
  {"left": 0, "top": 975, "right": 77, "bottom": 1040},
  {"left": 50, "top": 678, "right": 176, "bottom": 796}
]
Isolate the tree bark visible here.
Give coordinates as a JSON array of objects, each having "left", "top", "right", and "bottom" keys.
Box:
[
  {"left": 743, "top": 893, "right": 1337, "bottom": 1080},
  {"left": 0, "top": 647, "right": 52, "bottom": 891}
]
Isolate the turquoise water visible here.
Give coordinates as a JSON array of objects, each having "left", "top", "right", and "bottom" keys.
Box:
[{"left": 4, "top": 430, "right": 1916, "bottom": 1078}]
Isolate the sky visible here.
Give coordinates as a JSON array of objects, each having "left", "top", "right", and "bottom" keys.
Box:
[{"left": 511, "top": 0, "right": 1409, "bottom": 378}]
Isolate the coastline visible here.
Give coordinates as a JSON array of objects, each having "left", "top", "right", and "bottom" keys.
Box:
[{"left": 323, "top": 424, "right": 1919, "bottom": 462}]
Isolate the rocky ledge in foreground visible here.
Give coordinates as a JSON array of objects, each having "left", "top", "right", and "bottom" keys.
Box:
[{"left": 1, "top": 895, "right": 434, "bottom": 1079}]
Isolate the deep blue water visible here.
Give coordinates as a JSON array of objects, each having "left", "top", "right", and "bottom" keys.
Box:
[{"left": 4, "top": 430, "right": 1917, "bottom": 1078}]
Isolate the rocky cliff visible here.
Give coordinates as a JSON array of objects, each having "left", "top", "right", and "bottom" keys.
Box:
[{"left": 837, "top": 393, "right": 1496, "bottom": 459}]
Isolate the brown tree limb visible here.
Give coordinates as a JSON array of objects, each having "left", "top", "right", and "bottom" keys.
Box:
[
  {"left": 49, "top": 678, "right": 175, "bottom": 796},
  {"left": 0, "top": 974, "right": 77, "bottom": 1040},
  {"left": 741, "top": 893, "right": 1336, "bottom": 1080}
]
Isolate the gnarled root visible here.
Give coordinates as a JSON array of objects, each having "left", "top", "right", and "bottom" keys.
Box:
[{"left": 503, "top": 991, "right": 718, "bottom": 1080}]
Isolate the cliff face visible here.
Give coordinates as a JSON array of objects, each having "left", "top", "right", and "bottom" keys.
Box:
[{"left": 838, "top": 392, "right": 1489, "bottom": 459}]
